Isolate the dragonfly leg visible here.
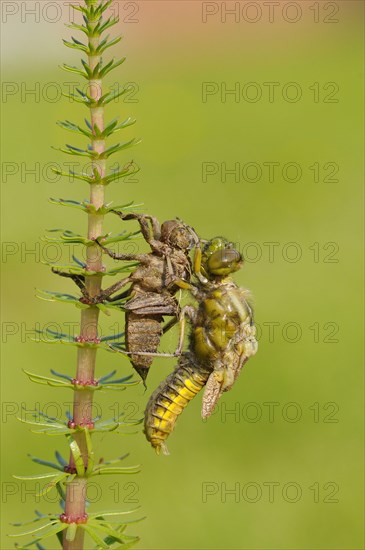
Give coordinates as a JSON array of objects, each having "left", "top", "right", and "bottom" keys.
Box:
[
  {"left": 162, "top": 317, "right": 178, "bottom": 334},
  {"left": 97, "top": 276, "right": 132, "bottom": 302},
  {"left": 112, "top": 210, "right": 163, "bottom": 250},
  {"left": 106, "top": 289, "right": 130, "bottom": 302},
  {"left": 110, "top": 345, "right": 179, "bottom": 359},
  {"left": 95, "top": 237, "right": 147, "bottom": 262},
  {"left": 52, "top": 269, "right": 89, "bottom": 300},
  {"left": 52, "top": 269, "right": 85, "bottom": 289},
  {"left": 192, "top": 244, "right": 209, "bottom": 284},
  {"left": 52, "top": 267, "right": 131, "bottom": 304},
  {"left": 110, "top": 306, "right": 195, "bottom": 359},
  {"left": 174, "top": 305, "right": 196, "bottom": 355}
]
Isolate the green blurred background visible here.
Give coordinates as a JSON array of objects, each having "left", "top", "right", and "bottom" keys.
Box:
[{"left": 1, "top": 1, "right": 364, "bottom": 548}]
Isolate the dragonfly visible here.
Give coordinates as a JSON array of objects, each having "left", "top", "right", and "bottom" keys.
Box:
[
  {"left": 144, "top": 237, "right": 258, "bottom": 454},
  {"left": 53, "top": 211, "right": 198, "bottom": 386}
]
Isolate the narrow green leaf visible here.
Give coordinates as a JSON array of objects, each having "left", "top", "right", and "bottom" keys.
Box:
[
  {"left": 9, "top": 519, "right": 61, "bottom": 537},
  {"left": 98, "top": 370, "right": 117, "bottom": 383},
  {"left": 101, "top": 138, "right": 141, "bottom": 159},
  {"left": 80, "top": 524, "right": 109, "bottom": 548},
  {"left": 98, "top": 16, "right": 119, "bottom": 34},
  {"left": 91, "top": 466, "right": 140, "bottom": 476},
  {"left": 27, "top": 454, "right": 64, "bottom": 471},
  {"left": 85, "top": 428, "right": 95, "bottom": 475},
  {"left": 99, "top": 454, "right": 129, "bottom": 465},
  {"left": 34, "top": 473, "right": 69, "bottom": 498},
  {"left": 81, "top": 58, "right": 92, "bottom": 78},
  {"left": 99, "top": 86, "right": 129, "bottom": 106},
  {"left": 33, "top": 522, "right": 67, "bottom": 542},
  {"left": 55, "top": 480, "right": 66, "bottom": 501},
  {"left": 65, "top": 22, "right": 89, "bottom": 35},
  {"left": 85, "top": 520, "right": 127, "bottom": 543},
  {"left": 103, "top": 200, "right": 142, "bottom": 213},
  {"left": 50, "top": 169, "right": 95, "bottom": 184},
  {"left": 62, "top": 39, "right": 89, "bottom": 53},
  {"left": 55, "top": 450, "right": 68, "bottom": 467},
  {"left": 13, "top": 472, "right": 62, "bottom": 481},
  {"left": 100, "top": 333, "right": 125, "bottom": 343},
  {"left": 56, "top": 120, "right": 91, "bottom": 138},
  {"left": 95, "top": 0, "right": 114, "bottom": 17},
  {"left": 103, "top": 165, "right": 139, "bottom": 185},
  {"left": 50, "top": 197, "right": 89, "bottom": 209},
  {"left": 43, "top": 228, "right": 94, "bottom": 245},
  {"left": 50, "top": 370, "right": 73, "bottom": 382},
  {"left": 65, "top": 523, "right": 77, "bottom": 542},
  {"left": 68, "top": 436, "right": 85, "bottom": 476},
  {"left": 36, "top": 290, "right": 80, "bottom": 306},
  {"left": 88, "top": 508, "right": 141, "bottom": 519},
  {"left": 113, "top": 116, "right": 137, "bottom": 131},
  {"left": 99, "top": 57, "right": 126, "bottom": 78},
  {"left": 61, "top": 91, "right": 89, "bottom": 105},
  {"left": 11, "top": 513, "right": 49, "bottom": 528},
  {"left": 60, "top": 63, "right": 88, "bottom": 79},
  {"left": 96, "top": 35, "right": 122, "bottom": 55},
  {"left": 23, "top": 369, "right": 71, "bottom": 388}
]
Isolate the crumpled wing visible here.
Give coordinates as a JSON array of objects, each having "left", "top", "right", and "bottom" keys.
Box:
[
  {"left": 201, "top": 354, "right": 250, "bottom": 419},
  {"left": 201, "top": 371, "right": 222, "bottom": 419},
  {"left": 125, "top": 292, "right": 177, "bottom": 315}
]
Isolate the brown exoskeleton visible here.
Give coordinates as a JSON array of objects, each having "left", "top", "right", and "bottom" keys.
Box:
[{"left": 53, "top": 211, "right": 197, "bottom": 386}]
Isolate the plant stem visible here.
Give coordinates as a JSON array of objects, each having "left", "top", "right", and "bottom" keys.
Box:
[{"left": 63, "top": 3, "right": 105, "bottom": 548}]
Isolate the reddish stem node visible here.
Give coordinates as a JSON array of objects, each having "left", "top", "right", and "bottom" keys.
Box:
[
  {"left": 67, "top": 420, "right": 95, "bottom": 430},
  {"left": 60, "top": 513, "right": 88, "bottom": 524},
  {"left": 71, "top": 378, "right": 99, "bottom": 387}
]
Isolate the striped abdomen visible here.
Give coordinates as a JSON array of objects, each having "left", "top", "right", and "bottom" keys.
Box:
[{"left": 144, "top": 355, "right": 212, "bottom": 455}]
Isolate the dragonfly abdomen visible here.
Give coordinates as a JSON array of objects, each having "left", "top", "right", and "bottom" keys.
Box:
[
  {"left": 144, "top": 355, "right": 212, "bottom": 455},
  {"left": 125, "top": 312, "right": 163, "bottom": 383}
]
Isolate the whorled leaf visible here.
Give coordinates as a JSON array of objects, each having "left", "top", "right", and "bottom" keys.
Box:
[
  {"left": 10, "top": 515, "right": 67, "bottom": 539},
  {"left": 56, "top": 119, "right": 91, "bottom": 138},
  {"left": 62, "top": 37, "right": 89, "bottom": 54},
  {"left": 42, "top": 228, "right": 93, "bottom": 245},
  {"left": 43, "top": 227, "right": 138, "bottom": 245},
  {"left": 23, "top": 370, "right": 74, "bottom": 389},
  {"left": 99, "top": 138, "right": 141, "bottom": 159},
  {"left": 34, "top": 327, "right": 129, "bottom": 353},
  {"left": 46, "top": 261, "right": 138, "bottom": 277},
  {"left": 60, "top": 63, "right": 88, "bottom": 79},
  {"left": 36, "top": 290, "right": 82, "bottom": 307},
  {"left": 94, "top": 35, "right": 122, "bottom": 56},
  {"left": 50, "top": 158, "right": 139, "bottom": 185}
]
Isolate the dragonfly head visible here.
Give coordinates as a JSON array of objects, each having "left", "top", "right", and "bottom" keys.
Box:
[
  {"left": 161, "top": 220, "right": 195, "bottom": 251},
  {"left": 201, "top": 237, "right": 242, "bottom": 279}
]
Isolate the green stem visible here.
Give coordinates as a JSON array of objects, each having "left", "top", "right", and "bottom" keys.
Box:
[{"left": 63, "top": 3, "right": 105, "bottom": 548}]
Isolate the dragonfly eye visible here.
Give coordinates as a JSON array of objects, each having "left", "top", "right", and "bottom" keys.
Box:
[
  {"left": 161, "top": 220, "right": 193, "bottom": 250},
  {"left": 206, "top": 248, "right": 242, "bottom": 276}
]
